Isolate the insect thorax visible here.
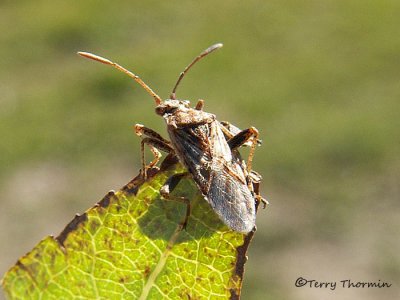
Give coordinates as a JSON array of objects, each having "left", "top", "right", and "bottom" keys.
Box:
[{"left": 157, "top": 99, "right": 215, "bottom": 127}]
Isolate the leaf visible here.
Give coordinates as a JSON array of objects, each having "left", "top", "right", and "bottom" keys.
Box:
[{"left": 1, "top": 155, "right": 255, "bottom": 299}]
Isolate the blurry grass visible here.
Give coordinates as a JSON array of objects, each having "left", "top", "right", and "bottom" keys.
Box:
[{"left": 1, "top": 1, "right": 400, "bottom": 299}]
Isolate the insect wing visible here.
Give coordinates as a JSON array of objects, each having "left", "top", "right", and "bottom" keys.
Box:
[
  {"left": 168, "top": 121, "right": 256, "bottom": 233},
  {"left": 207, "top": 165, "right": 256, "bottom": 233},
  {"left": 168, "top": 122, "right": 213, "bottom": 195}
]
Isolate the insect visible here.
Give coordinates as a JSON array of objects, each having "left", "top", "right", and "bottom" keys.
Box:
[{"left": 78, "top": 43, "right": 265, "bottom": 233}]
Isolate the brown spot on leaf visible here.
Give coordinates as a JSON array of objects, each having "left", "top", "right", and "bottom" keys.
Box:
[
  {"left": 97, "top": 190, "right": 115, "bottom": 208},
  {"left": 104, "top": 236, "right": 113, "bottom": 249},
  {"left": 56, "top": 213, "right": 88, "bottom": 246},
  {"left": 143, "top": 265, "right": 151, "bottom": 279},
  {"left": 89, "top": 219, "right": 100, "bottom": 234}
]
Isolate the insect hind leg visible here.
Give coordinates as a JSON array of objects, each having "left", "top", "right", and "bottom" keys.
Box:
[
  {"left": 227, "top": 126, "right": 260, "bottom": 173},
  {"left": 249, "top": 170, "right": 268, "bottom": 210},
  {"left": 160, "top": 172, "right": 191, "bottom": 230}
]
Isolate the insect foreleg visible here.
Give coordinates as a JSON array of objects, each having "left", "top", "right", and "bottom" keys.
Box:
[
  {"left": 227, "top": 127, "right": 260, "bottom": 173},
  {"left": 139, "top": 138, "right": 175, "bottom": 179},
  {"left": 134, "top": 124, "right": 175, "bottom": 179},
  {"left": 135, "top": 124, "right": 172, "bottom": 145},
  {"left": 160, "top": 172, "right": 191, "bottom": 230}
]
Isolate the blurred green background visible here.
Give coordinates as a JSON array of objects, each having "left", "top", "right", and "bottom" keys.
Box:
[{"left": 1, "top": 1, "right": 399, "bottom": 299}]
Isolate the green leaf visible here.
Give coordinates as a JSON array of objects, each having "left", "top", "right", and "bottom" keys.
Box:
[{"left": 1, "top": 155, "right": 255, "bottom": 299}]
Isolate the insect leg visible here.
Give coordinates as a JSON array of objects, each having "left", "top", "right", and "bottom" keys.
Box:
[
  {"left": 256, "top": 192, "right": 269, "bottom": 209},
  {"left": 139, "top": 138, "right": 175, "bottom": 179},
  {"left": 227, "top": 127, "right": 260, "bottom": 173},
  {"left": 160, "top": 172, "right": 191, "bottom": 230},
  {"left": 220, "top": 121, "right": 262, "bottom": 146},
  {"left": 219, "top": 121, "right": 235, "bottom": 140},
  {"left": 249, "top": 170, "right": 268, "bottom": 209},
  {"left": 135, "top": 124, "right": 172, "bottom": 145},
  {"left": 134, "top": 124, "right": 175, "bottom": 179}
]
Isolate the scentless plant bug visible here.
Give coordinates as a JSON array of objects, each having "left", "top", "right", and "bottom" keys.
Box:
[{"left": 78, "top": 43, "right": 265, "bottom": 233}]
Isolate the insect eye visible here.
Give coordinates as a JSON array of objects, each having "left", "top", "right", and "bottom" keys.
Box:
[
  {"left": 155, "top": 106, "right": 177, "bottom": 116},
  {"left": 166, "top": 106, "right": 178, "bottom": 114},
  {"left": 155, "top": 106, "right": 165, "bottom": 115}
]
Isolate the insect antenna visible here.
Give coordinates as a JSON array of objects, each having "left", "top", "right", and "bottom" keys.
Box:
[
  {"left": 170, "top": 43, "right": 223, "bottom": 100},
  {"left": 78, "top": 52, "right": 163, "bottom": 105}
]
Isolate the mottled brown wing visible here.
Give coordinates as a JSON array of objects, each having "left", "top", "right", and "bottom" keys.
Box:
[{"left": 168, "top": 121, "right": 256, "bottom": 233}]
